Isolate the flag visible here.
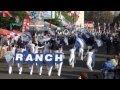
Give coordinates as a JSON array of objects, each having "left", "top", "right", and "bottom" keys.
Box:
[
  {"left": 74, "top": 40, "right": 81, "bottom": 48},
  {"left": 74, "top": 36, "right": 85, "bottom": 48}
]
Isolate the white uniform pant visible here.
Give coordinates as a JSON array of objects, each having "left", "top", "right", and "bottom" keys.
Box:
[
  {"left": 36, "top": 63, "right": 43, "bottom": 75},
  {"left": 78, "top": 48, "right": 84, "bottom": 61},
  {"left": 86, "top": 57, "right": 93, "bottom": 71},
  {"left": 8, "top": 58, "right": 14, "bottom": 74},
  {"left": 55, "top": 62, "right": 63, "bottom": 76},
  {"left": 69, "top": 55, "right": 75, "bottom": 68},
  {"left": 47, "top": 64, "right": 53, "bottom": 76},
  {"left": 28, "top": 63, "right": 34, "bottom": 75},
  {"left": 17, "top": 63, "right": 23, "bottom": 74}
]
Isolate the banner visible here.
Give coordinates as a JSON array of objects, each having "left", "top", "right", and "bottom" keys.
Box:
[
  {"left": 22, "top": 15, "right": 30, "bottom": 32},
  {"left": 15, "top": 53, "right": 63, "bottom": 64}
]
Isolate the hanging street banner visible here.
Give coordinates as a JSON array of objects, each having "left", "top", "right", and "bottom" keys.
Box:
[
  {"left": 22, "top": 15, "right": 30, "bottom": 32},
  {"left": 42, "top": 11, "right": 56, "bottom": 19}
]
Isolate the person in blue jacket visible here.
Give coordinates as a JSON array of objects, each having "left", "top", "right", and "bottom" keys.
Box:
[{"left": 102, "top": 58, "right": 115, "bottom": 79}]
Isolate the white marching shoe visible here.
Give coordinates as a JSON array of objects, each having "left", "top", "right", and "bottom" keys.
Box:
[
  {"left": 19, "top": 72, "right": 22, "bottom": 75},
  {"left": 39, "top": 72, "right": 42, "bottom": 75}
]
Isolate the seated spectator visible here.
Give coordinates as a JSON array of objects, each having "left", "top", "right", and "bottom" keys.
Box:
[
  {"left": 114, "top": 59, "right": 120, "bottom": 79},
  {"left": 78, "top": 72, "right": 88, "bottom": 79},
  {"left": 102, "top": 58, "right": 115, "bottom": 79},
  {"left": 93, "top": 74, "right": 99, "bottom": 79},
  {"left": 111, "top": 55, "right": 118, "bottom": 67}
]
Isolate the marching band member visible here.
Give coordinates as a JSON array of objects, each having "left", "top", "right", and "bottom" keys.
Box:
[
  {"left": 55, "top": 46, "right": 65, "bottom": 76},
  {"left": 43, "top": 41, "right": 50, "bottom": 54},
  {"left": 4, "top": 47, "right": 14, "bottom": 74},
  {"left": 69, "top": 47, "right": 76, "bottom": 68},
  {"left": 64, "top": 36, "right": 69, "bottom": 45},
  {"left": 28, "top": 48, "right": 35, "bottom": 75},
  {"left": 36, "top": 46, "right": 44, "bottom": 75},
  {"left": 84, "top": 47, "right": 95, "bottom": 72},
  {"left": 78, "top": 37, "right": 85, "bottom": 61},
  {"left": 17, "top": 48, "right": 23, "bottom": 75},
  {"left": 43, "top": 41, "right": 54, "bottom": 76},
  {"left": 29, "top": 41, "right": 35, "bottom": 53},
  {"left": 34, "top": 43, "right": 39, "bottom": 54},
  {"left": 16, "top": 41, "right": 26, "bottom": 75},
  {"left": 76, "top": 34, "right": 84, "bottom": 61},
  {"left": 11, "top": 45, "right": 16, "bottom": 55},
  {"left": 79, "top": 47, "right": 84, "bottom": 61},
  {"left": 46, "top": 49, "right": 53, "bottom": 76}
]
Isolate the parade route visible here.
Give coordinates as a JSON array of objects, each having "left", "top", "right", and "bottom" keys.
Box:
[
  {"left": 0, "top": 11, "right": 120, "bottom": 79},
  {"left": 0, "top": 50, "right": 107, "bottom": 79}
]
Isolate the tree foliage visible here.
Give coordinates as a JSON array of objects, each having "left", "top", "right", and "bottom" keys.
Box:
[
  {"left": 0, "top": 11, "right": 26, "bottom": 29},
  {"left": 85, "top": 11, "right": 114, "bottom": 23},
  {"left": 61, "top": 11, "right": 73, "bottom": 23},
  {"left": 113, "top": 14, "right": 120, "bottom": 24}
]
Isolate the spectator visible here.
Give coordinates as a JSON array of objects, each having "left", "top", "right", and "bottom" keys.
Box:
[
  {"left": 114, "top": 59, "right": 120, "bottom": 79},
  {"left": 93, "top": 74, "right": 99, "bottom": 79},
  {"left": 102, "top": 58, "right": 115, "bottom": 79},
  {"left": 78, "top": 72, "right": 88, "bottom": 79},
  {"left": 111, "top": 55, "right": 118, "bottom": 67}
]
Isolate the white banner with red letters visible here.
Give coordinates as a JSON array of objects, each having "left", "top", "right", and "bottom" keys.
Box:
[{"left": 22, "top": 15, "right": 30, "bottom": 32}]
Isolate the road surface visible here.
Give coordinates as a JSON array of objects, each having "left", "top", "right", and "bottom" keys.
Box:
[{"left": 0, "top": 46, "right": 115, "bottom": 79}]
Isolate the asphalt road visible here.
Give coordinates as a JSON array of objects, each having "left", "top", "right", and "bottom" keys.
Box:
[{"left": 0, "top": 45, "right": 115, "bottom": 79}]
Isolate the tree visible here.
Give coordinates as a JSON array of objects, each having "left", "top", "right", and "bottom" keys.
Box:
[
  {"left": 113, "top": 13, "right": 120, "bottom": 24},
  {"left": 61, "top": 11, "right": 73, "bottom": 23},
  {"left": 0, "top": 11, "right": 26, "bottom": 29},
  {"left": 10, "top": 11, "right": 26, "bottom": 22},
  {"left": 85, "top": 11, "right": 113, "bottom": 23}
]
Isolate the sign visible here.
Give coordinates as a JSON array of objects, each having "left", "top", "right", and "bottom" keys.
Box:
[
  {"left": 15, "top": 53, "right": 63, "bottom": 64},
  {"left": 22, "top": 15, "right": 30, "bottom": 32},
  {"left": 42, "top": 11, "right": 56, "bottom": 19}
]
